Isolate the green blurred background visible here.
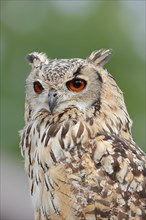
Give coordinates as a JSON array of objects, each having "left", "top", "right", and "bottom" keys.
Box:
[{"left": 1, "top": 1, "right": 145, "bottom": 219}]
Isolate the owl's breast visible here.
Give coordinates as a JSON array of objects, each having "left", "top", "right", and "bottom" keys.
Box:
[
  {"left": 20, "top": 113, "right": 146, "bottom": 219},
  {"left": 21, "top": 116, "right": 93, "bottom": 219}
]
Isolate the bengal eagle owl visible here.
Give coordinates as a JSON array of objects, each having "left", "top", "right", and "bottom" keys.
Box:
[{"left": 20, "top": 49, "right": 146, "bottom": 220}]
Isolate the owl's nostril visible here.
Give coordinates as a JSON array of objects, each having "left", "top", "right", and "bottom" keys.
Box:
[
  {"left": 48, "top": 88, "right": 58, "bottom": 113},
  {"left": 48, "top": 88, "right": 57, "bottom": 97}
]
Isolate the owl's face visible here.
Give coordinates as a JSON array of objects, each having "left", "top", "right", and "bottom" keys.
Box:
[
  {"left": 26, "top": 51, "right": 111, "bottom": 116},
  {"left": 25, "top": 50, "right": 112, "bottom": 117}
]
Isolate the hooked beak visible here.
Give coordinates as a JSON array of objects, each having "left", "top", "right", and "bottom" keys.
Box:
[{"left": 48, "top": 88, "right": 58, "bottom": 113}]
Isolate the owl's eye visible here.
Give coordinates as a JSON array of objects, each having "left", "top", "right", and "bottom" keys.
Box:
[
  {"left": 33, "top": 81, "right": 44, "bottom": 94},
  {"left": 66, "top": 78, "right": 86, "bottom": 92}
]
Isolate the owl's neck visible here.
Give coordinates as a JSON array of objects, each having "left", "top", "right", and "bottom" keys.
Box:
[{"left": 30, "top": 101, "right": 132, "bottom": 143}]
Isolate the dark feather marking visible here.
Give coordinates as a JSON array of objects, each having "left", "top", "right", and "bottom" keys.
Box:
[
  {"left": 33, "top": 127, "right": 35, "bottom": 135},
  {"left": 46, "top": 176, "right": 54, "bottom": 190},
  {"left": 45, "top": 120, "right": 50, "bottom": 128},
  {"left": 93, "top": 98, "right": 101, "bottom": 115},
  {"left": 88, "top": 117, "right": 93, "bottom": 126},
  {"left": 73, "top": 67, "right": 82, "bottom": 76},
  {"left": 90, "top": 186, "right": 103, "bottom": 194},
  {"left": 96, "top": 199, "right": 110, "bottom": 207},
  {"left": 53, "top": 178, "right": 59, "bottom": 188},
  {"left": 113, "top": 145, "right": 127, "bottom": 157},
  {"left": 76, "top": 212, "right": 86, "bottom": 220},
  {"left": 44, "top": 134, "right": 50, "bottom": 147},
  {"left": 138, "top": 180, "right": 146, "bottom": 198},
  {"left": 66, "top": 140, "right": 71, "bottom": 150},
  {"left": 130, "top": 159, "right": 141, "bottom": 176},
  {"left": 102, "top": 133, "right": 112, "bottom": 140},
  {"left": 51, "top": 199, "right": 60, "bottom": 214},
  {"left": 59, "top": 138, "right": 65, "bottom": 149},
  {"left": 142, "top": 167, "right": 146, "bottom": 177},
  {"left": 50, "top": 150, "right": 57, "bottom": 164},
  {"left": 122, "top": 191, "right": 130, "bottom": 204},
  {"left": 45, "top": 163, "right": 49, "bottom": 170},
  {"left": 28, "top": 147, "right": 32, "bottom": 165},
  {"left": 118, "top": 211, "right": 129, "bottom": 220},
  {"left": 44, "top": 177, "right": 49, "bottom": 191},
  {"left": 48, "top": 123, "right": 61, "bottom": 137},
  {"left": 58, "top": 112, "right": 64, "bottom": 119},
  {"left": 39, "top": 116, "right": 46, "bottom": 126},
  {"left": 39, "top": 176, "right": 41, "bottom": 183},
  {"left": 61, "top": 123, "right": 69, "bottom": 139},
  {"left": 107, "top": 172, "right": 117, "bottom": 181},
  {"left": 31, "top": 182, "right": 34, "bottom": 195},
  {"left": 43, "top": 209, "right": 50, "bottom": 220},
  {"left": 136, "top": 151, "right": 146, "bottom": 160},
  {"left": 95, "top": 70, "right": 103, "bottom": 83},
  {"left": 95, "top": 213, "right": 98, "bottom": 220},
  {"left": 105, "top": 121, "right": 113, "bottom": 133},
  {"left": 35, "top": 177, "right": 39, "bottom": 186},
  {"left": 37, "top": 155, "right": 40, "bottom": 165},
  {"left": 44, "top": 128, "right": 51, "bottom": 147},
  {"left": 30, "top": 169, "right": 33, "bottom": 179},
  {"left": 28, "top": 109, "right": 32, "bottom": 120},
  {"left": 87, "top": 198, "right": 93, "bottom": 203},
  {"left": 41, "top": 132, "right": 46, "bottom": 143},
  {"left": 36, "top": 124, "right": 40, "bottom": 134},
  {"left": 56, "top": 178, "right": 68, "bottom": 185},
  {"left": 25, "top": 124, "right": 32, "bottom": 147},
  {"left": 94, "top": 208, "right": 110, "bottom": 218},
  {"left": 141, "top": 209, "right": 146, "bottom": 219},
  {"left": 59, "top": 190, "right": 71, "bottom": 198},
  {"left": 77, "top": 122, "right": 84, "bottom": 139},
  {"left": 112, "top": 156, "right": 120, "bottom": 173},
  {"left": 66, "top": 162, "right": 79, "bottom": 173},
  {"left": 72, "top": 119, "right": 78, "bottom": 125},
  {"left": 40, "top": 162, "right": 45, "bottom": 172}
]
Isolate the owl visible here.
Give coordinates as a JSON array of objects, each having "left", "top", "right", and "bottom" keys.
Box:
[{"left": 20, "top": 49, "right": 146, "bottom": 220}]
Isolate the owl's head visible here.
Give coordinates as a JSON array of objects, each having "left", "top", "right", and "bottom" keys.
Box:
[
  {"left": 25, "top": 49, "right": 132, "bottom": 134},
  {"left": 25, "top": 49, "right": 114, "bottom": 117}
]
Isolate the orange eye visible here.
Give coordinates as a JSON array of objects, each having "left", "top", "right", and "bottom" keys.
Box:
[
  {"left": 66, "top": 78, "right": 86, "bottom": 92},
  {"left": 33, "top": 81, "right": 44, "bottom": 94}
]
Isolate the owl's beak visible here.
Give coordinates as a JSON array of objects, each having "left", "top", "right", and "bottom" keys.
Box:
[{"left": 48, "top": 88, "right": 58, "bottom": 114}]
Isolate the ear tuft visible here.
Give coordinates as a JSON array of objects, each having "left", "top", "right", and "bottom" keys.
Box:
[
  {"left": 26, "top": 52, "right": 49, "bottom": 68},
  {"left": 88, "top": 49, "right": 112, "bottom": 67}
]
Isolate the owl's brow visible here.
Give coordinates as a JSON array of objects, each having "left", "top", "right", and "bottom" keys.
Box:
[{"left": 73, "top": 66, "right": 82, "bottom": 76}]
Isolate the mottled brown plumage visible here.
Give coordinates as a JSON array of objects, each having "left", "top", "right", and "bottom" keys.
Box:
[{"left": 20, "top": 49, "right": 146, "bottom": 220}]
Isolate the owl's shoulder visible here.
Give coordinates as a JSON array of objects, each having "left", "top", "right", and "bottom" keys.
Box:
[{"left": 77, "top": 133, "right": 146, "bottom": 219}]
